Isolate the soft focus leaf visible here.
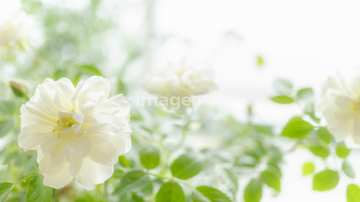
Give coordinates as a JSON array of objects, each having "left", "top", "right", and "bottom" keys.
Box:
[
  {"left": 347, "top": 184, "right": 360, "bottom": 202},
  {"left": 170, "top": 154, "right": 202, "bottom": 180},
  {"left": 139, "top": 146, "right": 160, "bottom": 170},
  {"left": 0, "top": 182, "right": 13, "bottom": 202},
  {"left": 296, "top": 88, "right": 314, "bottom": 99},
  {"left": 115, "top": 171, "right": 153, "bottom": 196},
  {"left": 309, "top": 145, "right": 330, "bottom": 158},
  {"left": 281, "top": 117, "right": 313, "bottom": 139},
  {"left": 270, "top": 95, "right": 294, "bottom": 104},
  {"left": 77, "top": 65, "right": 102, "bottom": 76},
  {"left": 26, "top": 174, "right": 53, "bottom": 202},
  {"left": 317, "top": 127, "right": 332, "bottom": 144},
  {"left": 342, "top": 161, "right": 355, "bottom": 179},
  {"left": 193, "top": 186, "right": 231, "bottom": 202},
  {"left": 273, "top": 79, "right": 293, "bottom": 95},
  {"left": 0, "top": 119, "right": 14, "bottom": 137},
  {"left": 313, "top": 170, "right": 339, "bottom": 191},
  {"left": 244, "top": 179, "right": 262, "bottom": 202},
  {"left": 336, "top": 145, "right": 351, "bottom": 158},
  {"left": 223, "top": 169, "right": 238, "bottom": 197},
  {"left": 302, "top": 162, "right": 315, "bottom": 176},
  {"left": 155, "top": 182, "right": 185, "bottom": 202},
  {"left": 261, "top": 170, "right": 280, "bottom": 192}
]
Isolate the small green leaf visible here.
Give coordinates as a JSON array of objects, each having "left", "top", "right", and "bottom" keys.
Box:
[
  {"left": 223, "top": 169, "right": 238, "bottom": 197},
  {"left": 170, "top": 154, "right": 202, "bottom": 180},
  {"left": 317, "top": 127, "right": 332, "bottom": 144},
  {"left": 342, "top": 161, "right": 355, "bottom": 179},
  {"left": 140, "top": 146, "right": 160, "bottom": 170},
  {"left": 118, "top": 155, "right": 130, "bottom": 168},
  {"left": 0, "top": 119, "right": 14, "bottom": 137},
  {"left": 261, "top": 170, "right": 281, "bottom": 192},
  {"left": 302, "top": 162, "right": 315, "bottom": 176},
  {"left": 257, "top": 56, "right": 264, "bottom": 66},
  {"left": 309, "top": 145, "right": 330, "bottom": 158},
  {"left": 0, "top": 182, "right": 13, "bottom": 202},
  {"left": 281, "top": 117, "right": 314, "bottom": 139},
  {"left": 305, "top": 103, "right": 320, "bottom": 123},
  {"left": 117, "top": 80, "right": 127, "bottom": 96},
  {"left": 54, "top": 69, "right": 67, "bottom": 80},
  {"left": 77, "top": 65, "right": 102, "bottom": 76},
  {"left": 244, "top": 179, "right": 262, "bottom": 202},
  {"left": 155, "top": 182, "right": 185, "bottom": 202},
  {"left": 297, "top": 88, "right": 314, "bottom": 99},
  {"left": 115, "top": 171, "right": 153, "bottom": 196},
  {"left": 336, "top": 145, "right": 351, "bottom": 158},
  {"left": 193, "top": 186, "right": 231, "bottom": 202},
  {"left": 347, "top": 184, "right": 360, "bottom": 202},
  {"left": 270, "top": 95, "right": 294, "bottom": 104},
  {"left": 273, "top": 79, "right": 293, "bottom": 95},
  {"left": 313, "top": 170, "right": 339, "bottom": 191},
  {"left": 26, "top": 174, "right": 53, "bottom": 202}
]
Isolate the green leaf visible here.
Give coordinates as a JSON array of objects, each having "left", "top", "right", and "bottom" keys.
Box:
[
  {"left": 342, "top": 161, "right": 355, "bottom": 179},
  {"left": 170, "top": 154, "right": 202, "bottom": 180},
  {"left": 139, "top": 146, "right": 160, "bottom": 170},
  {"left": 317, "top": 127, "right": 332, "bottom": 144},
  {"left": 281, "top": 117, "right": 314, "bottom": 139},
  {"left": 54, "top": 69, "right": 67, "bottom": 80},
  {"left": 118, "top": 155, "right": 130, "bottom": 168},
  {"left": 26, "top": 174, "right": 53, "bottom": 202},
  {"left": 347, "top": 184, "right": 360, "bottom": 202},
  {"left": 115, "top": 171, "right": 153, "bottom": 196},
  {"left": 313, "top": 170, "right": 339, "bottom": 191},
  {"left": 270, "top": 95, "right": 294, "bottom": 104},
  {"left": 193, "top": 186, "right": 231, "bottom": 202},
  {"left": 261, "top": 170, "right": 281, "bottom": 192},
  {"left": 155, "top": 182, "right": 185, "bottom": 202},
  {"left": 297, "top": 88, "right": 314, "bottom": 99},
  {"left": 244, "top": 179, "right": 262, "bottom": 202},
  {"left": 0, "top": 182, "right": 13, "bottom": 202},
  {"left": 256, "top": 56, "right": 264, "bottom": 66},
  {"left": 304, "top": 103, "right": 320, "bottom": 123},
  {"left": 223, "top": 169, "right": 238, "bottom": 197},
  {"left": 273, "top": 79, "right": 293, "bottom": 95},
  {"left": 302, "top": 162, "right": 315, "bottom": 176},
  {"left": 0, "top": 119, "right": 14, "bottom": 137},
  {"left": 117, "top": 80, "right": 127, "bottom": 96},
  {"left": 77, "top": 65, "right": 102, "bottom": 76},
  {"left": 336, "top": 145, "right": 351, "bottom": 158},
  {"left": 309, "top": 145, "right": 330, "bottom": 158}
]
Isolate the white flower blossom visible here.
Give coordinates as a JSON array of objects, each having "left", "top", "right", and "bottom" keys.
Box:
[
  {"left": 143, "top": 60, "right": 217, "bottom": 114},
  {"left": 0, "top": 13, "right": 34, "bottom": 52},
  {"left": 315, "top": 72, "right": 360, "bottom": 144},
  {"left": 18, "top": 76, "right": 131, "bottom": 190}
]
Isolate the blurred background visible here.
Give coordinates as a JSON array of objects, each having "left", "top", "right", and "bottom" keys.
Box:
[{"left": 1, "top": 0, "right": 360, "bottom": 201}]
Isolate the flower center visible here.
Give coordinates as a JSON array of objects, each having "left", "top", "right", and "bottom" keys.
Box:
[
  {"left": 352, "top": 101, "right": 360, "bottom": 112},
  {"left": 52, "top": 110, "right": 78, "bottom": 139}
]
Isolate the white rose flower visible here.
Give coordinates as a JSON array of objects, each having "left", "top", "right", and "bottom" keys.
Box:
[
  {"left": 143, "top": 60, "right": 217, "bottom": 114},
  {"left": 0, "top": 13, "right": 34, "bottom": 52},
  {"left": 315, "top": 72, "right": 360, "bottom": 144},
  {"left": 18, "top": 76, "right": 131, "bottom": 190}
]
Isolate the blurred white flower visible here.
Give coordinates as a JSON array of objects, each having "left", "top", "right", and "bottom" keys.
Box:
[
  {"left": 315, "top": 72, "right": 360, "bottom": 144},
  {"left": 18, "top": 76, "right": 131, "bottom": 190},
  {"left": 0, "top": 13, "right": 35, "bottom": 52},
  {"left": 143, "top": 60, "right": 217, "bottom": 114}
]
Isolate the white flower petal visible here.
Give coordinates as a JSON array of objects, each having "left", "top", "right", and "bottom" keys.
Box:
[
  {"left": 43, "top": 162, "right": 73, "bottom": 189},
  {"left": 75, "top": 157, "right": 114, "bottom": 190}
]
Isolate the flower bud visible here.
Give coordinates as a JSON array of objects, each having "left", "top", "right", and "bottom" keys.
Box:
[{"left": 9, "top": 78, "right": 28, "bottom": 98}]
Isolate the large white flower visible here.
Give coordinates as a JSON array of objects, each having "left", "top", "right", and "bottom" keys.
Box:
[
  {"left": 143, "top": 60, "right": 217, "bottom": 113},
  {"left": 315, "top": 72, "right": 360, "bottom": 144},
  {"left": 18, "top": 76, "right": 131, "bottom": 190}
]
